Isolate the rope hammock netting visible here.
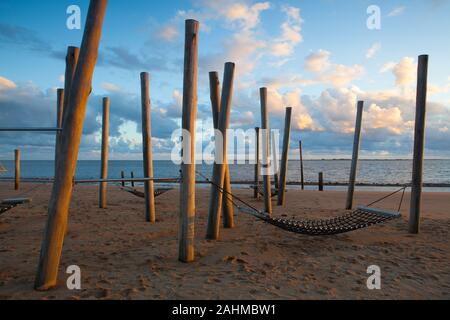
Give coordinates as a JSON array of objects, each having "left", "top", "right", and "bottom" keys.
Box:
[{"left": 196, "top": 171, "right": 406, "bottom": 236}]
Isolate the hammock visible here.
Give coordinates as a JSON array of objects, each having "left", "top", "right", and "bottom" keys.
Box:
[
  {"left": 197, "top": 170, "right": 406, "bottom": 236},
  {"left": 120, "top": 186, "right": 172, "bottom": 199},
  {"left": 0, "top": 198, "right": 31, "bottom": 216}
]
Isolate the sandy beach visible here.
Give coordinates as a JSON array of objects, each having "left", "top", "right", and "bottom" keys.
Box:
[{"left": 0, "top": 182, "right": 449, "bottom": 300}]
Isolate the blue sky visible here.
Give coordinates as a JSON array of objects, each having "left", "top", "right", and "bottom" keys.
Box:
[{"left": 0, "top": 0, "right": 449, "bottom": 160}]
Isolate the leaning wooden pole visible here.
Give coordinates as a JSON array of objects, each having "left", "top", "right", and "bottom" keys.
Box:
[
  {"left": 35, "top": 0, "right": 108, "bottom": 290},
  {"left": 179, "top": 19, "right": 199, "bottom": 262},
  {"left": 278, "top": 107, "right": 292, "bottom": 206},
  {"left": 141, "top": 72, "right": 156, "bottom": 223},
  {"left": 345, "top": 101, "right": 364, "bottom": 210},
  {"left": 254, "top": 127, "right": 260, "bottom": 199},
  {"left": 14, "top": 149, "right": 20, "bottom": 191},
  {"left": 260, "top": 88, "right": 272, "bottom": 215},
  {"left": 299, "top": 140, "right": 305, "bottom": 190},
  {"left": 409, "top": 55, "right": 429, "bottom": 234},
  {"left": 206, "top": 62, "right": 235, "bottom": 240},
  {"left": 55, "top": 47, "right": 80, "bottom": 166},
  {"left": 99, "top": 97, "right": 109, "bottom": 209},
  {"left": 208, "top": 71, "right": 234, "bottom": 229}
]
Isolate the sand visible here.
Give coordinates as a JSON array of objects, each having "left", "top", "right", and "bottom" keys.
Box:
[{"left": 0, "top": 182, "right": 449, "bottom": 300}]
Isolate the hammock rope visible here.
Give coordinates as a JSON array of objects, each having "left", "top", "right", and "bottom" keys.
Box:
[{"left": 196, "top": 170, "right": 405, "bottom": 236}]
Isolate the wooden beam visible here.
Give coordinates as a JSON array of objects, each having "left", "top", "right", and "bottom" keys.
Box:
[
  {"left": 409, "top": 55, "right": 429, "bottom": 234},
  {"left": 179, "top": 19, "right": 199, "bottom": 262},
  {"left": 271, "top": 131, "right": 279, "bottom": 190},
  {"left": 206, "top": 62, "right": 235, "bottom": 240},
  {"left": 140, "top": 72, "right": 156, "bottom": 223},
  {"left": 260, "top": 88, "right": 272, "bottom": 215},
  {"left": 34, "top": 0, "right": 108, "bottom": 291},
  {"left": 121, "top": 171, "right": 125, "bottom": 187},
  {"left": 346, "top": 101, "right": 364, "bottom": 210},
  {"left": 278, "top": 107, "right": 292, "bottom": 206},
  {"left": 99, "top": 97, "right": 109, "bottom": 209}
]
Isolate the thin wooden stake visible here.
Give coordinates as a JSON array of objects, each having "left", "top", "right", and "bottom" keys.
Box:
[
  {"left": 409, "top": 55, "right": 429, "bottom": 234},
  {"left": 254, "top": 127, "right": 260, "bottom": 199},
  {"left": 179, "top": 19, "right": 199, "bottom": 262},
  {"left": 121, "top": 171, "right": 125, "bottom": 187},
  {"left": 346, "top": 101, "right": 364, "bottom": 210},
  {"left": 131, "top": 172, "right": 135, "bottom": 187},
  {"left": 319, "top": 172, "right": 324, "bottom": 191},
  {"left": 99, "top": 97, "right": 109, "bottom": 209},
  {"left": 260, "top": 88, "right": 272, "bottom": 215},
  {"left": 140, "top": 72, "right": 156, "bottom": 223},
  {"left": 278, "top": 107, "right": 292, "bottom": 206},
  {"left": 14, "top": 149, "right": 20, "bottom": 191},
  {"left": 54, "top": 88, "right": 64, "bottom": 177},
  {"left": 299, "top": 140, "right": 304, "bottom": 190},
  {"left": 35, "top": 0, "right": 108, "bottom": 290},
  {"left": 206, "top": 62, "right": 235, "bottom": 240}
]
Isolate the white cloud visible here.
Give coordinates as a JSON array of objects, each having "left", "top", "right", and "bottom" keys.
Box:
[
  {"left": 366, "top": 42, "right": 381, "bottom": 59},
  {"left": 269, "top": 6, "right": 303, "bottom": 57},
  {"left": 157, "top": 25, "right": 179, "bottom": 42},
  {"left": 101, "top": 82, "right": 122, "bottom": 93},
  {"left": 387, "top": 6, "right": 406, "bottom": 17},
  {"left": 222, "top": 1, "right": 270, "bottom": 30},
  {"left": 304, "top": 50, "right": 364, "bottom": 87},
  {"left": 381, "top": 57, "right": 416, "bottom": 87},
  {"left": 0, "top": 76, "right": 17, "bottom": 90}
]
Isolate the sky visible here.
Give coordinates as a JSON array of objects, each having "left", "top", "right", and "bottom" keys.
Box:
[{"left": 0, "top": 0, "right": 449, "bottom": 160}]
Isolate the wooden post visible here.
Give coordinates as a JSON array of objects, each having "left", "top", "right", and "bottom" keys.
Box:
[
  {"left": 254, "top": 127, "right": 260, "bottom": 199},
  {"left": 121, "top": 171, "right": 125, "bottom": 187},
  {"left": 14, "top": 149, "right": 20, "bottom": 191},
  {"left": 179, "top": 19, "right": 199, "bottom": 262},
  {"left": 318, "top": 172, "right": 324, "bottom": 191},
  {"left": 35, "top": 0, "right": 108, "bottom": 290},
  {"left": 54, "top": 89, "right": 64, "bottom": 177},
  {"left": 55, "top": 47, "right": 80, "bottom": 167},
  {"left": 278, "top": 107, "right": 292, "bottom": 206},
  {"left": 206, "top": 62, "right": 235, "bottom": 240},
  {"left": 131, "top": 171, "right": 135, "bottom": 187},
  {"left": 260, "top": 88, "right": 272, "bottom": 215},
  {"left": 346, "top": 101, "right": 364, "bottom": 210},
  {"left": 299, "top": 140, "right": 304, "bottom": 190},
  {"left": 99, "top": 97, "right": 109, "bottom": 209},
  {"left": 208, "top": 71, "right": 234, "bottom": 229},
  {"left": 140, "top": 72, "right": 156, "bottom": 223},
  {"left": 409, "top": 55, "right": 428, "bottom": 234},
  {"left": 271, "top": 131, "right": 279, "bottom": 190}
]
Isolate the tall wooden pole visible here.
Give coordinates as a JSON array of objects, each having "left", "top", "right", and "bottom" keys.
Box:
[
  {"left": 409, "top": 55, "right": 428, "bottom": 234},
  {"left": 346, "top": 101, "right": 364, "bottom": 210},
  {"left": 299, "top": 140, "right": 304, "bottom": 190},
  {"left": 318, "top": 172, "right": 324, "bottom": 191},
  {"left": 131, "top": 171, "right": 135, "bottom": 187},
  {"left": 260, "top": 88, "right": 272, "bottom": 215},
  {"left": 278, "top": 107, "right": 292, "bottom": 206},
  {"left": 99, "top": 97, "right": 109, "bottom": 209},
  {"left": 206, "top": 62, "right": 235, "bottom": 240},
  {"left": 271, "top": 131, "right": 279, "bottom": 190},
  {"left": 179, "top": 19, "right": 199, "bottom": 262},
  {"left": 35, "top": 0, "right": 108, "bottom": 290},
  {"left": 208, "top": 71, "right": 234, "bottom": 229},
  {"left": 254, "top": 127, "right": 260, "bottom": 199},
  {"left": 55, "top": 47, "right": 80, "bottom": 168},
  {"left": 14, "top": 149, "right": 20, "bottom": 191},
  {"left": 140, "top": 72, "right": 156, "bottom": 223}
]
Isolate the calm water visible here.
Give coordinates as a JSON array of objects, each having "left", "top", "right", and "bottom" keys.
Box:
[{"left": 0, "top": 160, "right": 449, "bottom": 187}]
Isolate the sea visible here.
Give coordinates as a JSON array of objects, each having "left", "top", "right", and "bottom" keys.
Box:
[{"left": 0, "top": 159, "right": 449, "bottom": 192}]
